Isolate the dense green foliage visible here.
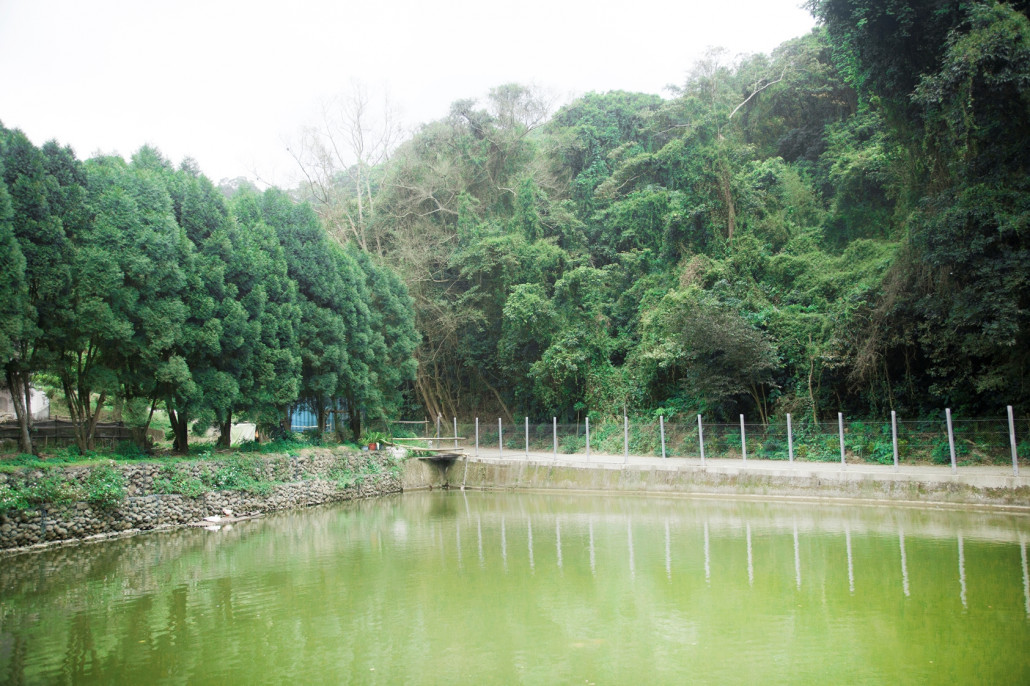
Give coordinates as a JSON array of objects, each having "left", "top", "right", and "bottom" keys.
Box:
[
  {"left": 292, "top": 6, "right": 1028, "bottom": 425},
  {"left": 4, "top": 3, "right": 1028, "bottom": 441},
  {"left": 0, "top": 129, "right": 418, "bottom": 454}
]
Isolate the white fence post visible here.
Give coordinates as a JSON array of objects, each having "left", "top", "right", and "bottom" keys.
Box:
[
  {"left": 624, "top": 414, "right": 629, "bottom": 463},
  {"left": 660, "top": 415, "right": 666, "bottom": 459},
  {"left": 453, "top": 417, "right": 458, "bottom": 449},
  {"left": 891, "top": 411, "right": 899, "bottom": 471},
  {"left": 740, "top": 414, "right": 747, "bottom": 462},
  {"left": 525, "top": 417, "right": 529, "bottom": 459},
  {"left": 586, "top": 416, "right": 591, "bottom": 461},
  {"left": 946, "top": 408, "right": 957, "bottom": 473},
  {"left": 498, "top": 418, "right": 503, "bottom": 457},
  {"left": 475, "top": 417, "right": 479, "bottom": 457},
  {"left": 698, "top": 414, "right": 705, "bottom": 465},
  {"left": 553, "top": 417, "right": 558, "bottom": 460},
  {"left": 838, "top": 412, "right": 846, "bottom": 467},
  {"left": 787, "top": 413, "right": 794, "bottom": 463},
  {"left": 1009, "top": 405, "right": 1019, "bottom": 477}
]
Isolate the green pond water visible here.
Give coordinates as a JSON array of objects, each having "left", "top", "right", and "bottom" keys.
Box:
[{"left": 1, "top": 491, "right": 1029, "bottom": 684}]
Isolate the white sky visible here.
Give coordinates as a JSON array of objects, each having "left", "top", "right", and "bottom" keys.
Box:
[{"left": 0, "top": 0, "right": 816, "bottom": 187}]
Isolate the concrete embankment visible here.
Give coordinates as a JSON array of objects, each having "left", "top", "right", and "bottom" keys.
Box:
[{"left": 429, "top": 451, "right": 1030, "bottom": 509}]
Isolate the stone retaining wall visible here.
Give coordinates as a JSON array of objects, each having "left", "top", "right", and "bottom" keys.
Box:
[{"left": 0, "top": 449, "right": 410, "bottom": 551}]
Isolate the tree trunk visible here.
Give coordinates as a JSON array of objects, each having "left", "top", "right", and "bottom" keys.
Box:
[
  {"left": 5, "top": 368, "right": 33, "bottom": 455},
  {"left": 22, "top": 375, "right": 33, "bottom": 432},
  {"left": 129, "top": 399, "right": 158, "bottom": 450},
  {"left": 84, "top": 392, "right": 105, "bottom": 452},
  {"left": 348, "top": 405, "right": 362, "bottom": 443},
  {"left": 168, "top": 406, "right": 189, "bottom": 454},
  {"left": 315, "top": 397, "right": 327, "bottom": 439},
  {"left": 216, "top": 411, "right": 232, "bottom": 449}
]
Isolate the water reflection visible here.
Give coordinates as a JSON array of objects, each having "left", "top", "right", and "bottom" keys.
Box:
[
  {"left": 588, "top": 519, "right": 596, "bottom": 576},
  {"left": 1022, "top": 535, "right": 1029, "bottom": 616},
  {"left": 627, "top": 518, "right": 635, "bottom": 579},
  {"left": 526, "top": 517, "right": 532, "bottom": 572},
  {"left": 958, "top": 533, "right": 967, "bottom": 609},
  {"left": 845, "top": 525, "right": 854, "bottom": 594},
  {"left": 704, "top": 520, "right": 711, "bottom": 584},
  {"left": 793, "top": 519, "right": 801, "bottom": 590},
  {"left": 900, "top": 527, "right": 911, "bottom": 597},
  {"left": 746, "top": 522, "right": 753, "bottom": 587},
  {"left": 2, "top": 492, "right": 1030, "bottom": 685},
  {"left": 665, "top": 519, "right": 672, "bottom": 581},
  {"left": 555, "top": 519, "right": 562, "bottom": 570}
]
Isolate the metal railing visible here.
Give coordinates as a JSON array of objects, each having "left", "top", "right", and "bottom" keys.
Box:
[{"left": 410, "top": 406, "right": 1028, "bottom": 475}]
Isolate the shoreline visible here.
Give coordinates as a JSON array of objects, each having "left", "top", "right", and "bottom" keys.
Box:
[{"left": 3, "top": 449, "right": 1027, "bottom": 555}]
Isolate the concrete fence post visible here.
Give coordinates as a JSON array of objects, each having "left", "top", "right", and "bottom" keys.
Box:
[
  {"left": 698, "top": 414, "right": 705, "bottom": 465},
  {"left": 553, "top": 417, "right": 558, "bottom": 460},
  {"left": 660, "top": 415, "right": 666, "bottom": 459},
  {"left": 740, "top": 414, "right": 747, "bottom": 462},
  {"left": 838, "top": 412, "right": 846, "bottom": 467},
  {"left": 1009, "top": 405, "right": 1019, "bottom": 477},
  {"left": 586, "top": 416, "right": 591, "bottom": 462},
  {"left": 946, "top": 408, "right": 957, "bottom": 473},
  {"left": 453, "top": 417, "right": 458, "bottom": 449},
  {"left": 623, "top": 415, "right": 629, "bottom": 463},
  {"left": 525, "top": 417, "right": 529, "bottom": 459},
  {"left": 498, "top": 418, "right": 503, "bottom": 457},
  {"left": 787, "top": 413, "right": 794, "bottom": 463},
  {"left": 891, "top": 411, "right": 899, "bottom": 471},
  {"left": 475, "top": 417, "right": 479, "bottom": 457}
]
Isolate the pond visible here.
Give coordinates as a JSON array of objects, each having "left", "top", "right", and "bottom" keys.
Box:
[{"left": 1, "top": 491, "right": 1028, "bottom": 684}]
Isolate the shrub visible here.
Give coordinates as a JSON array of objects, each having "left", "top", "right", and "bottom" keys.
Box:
[
  {"left": 0, "top": 481, "right": 26, "bottom": 512},
  {"left": 204, "top": 454, "right": 272, "bottom": 494},
  {"left": 931, "top": 439, "right": 970, "bottom": 465},
  {"left": 560, "top": 434, "right": 585, "bottom": 454},
  {"left": 83, "top": 463, "right": 126, "bottom": 510},
  {"left": 113, "top": 441, "right": 147, "bottom": 459},
  {"left": 153, "top": 463, "right": 206, "bottom": 498},
  {"left": 24, "top": 471, "right": 78, "bottom": 507}
]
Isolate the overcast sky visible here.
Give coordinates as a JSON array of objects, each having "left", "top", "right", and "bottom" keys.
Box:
[{"left": 0, "top": 0, "right": 816, "bottom": 187}]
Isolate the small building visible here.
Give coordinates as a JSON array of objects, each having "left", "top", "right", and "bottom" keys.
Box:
[{"left": 0, "top": 386, "right": 50, "bottom": 422}]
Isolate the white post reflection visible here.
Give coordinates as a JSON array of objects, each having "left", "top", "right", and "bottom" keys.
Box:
[
  {"left": 628, "top": 519, "right": 635, "bottom": 579},
  {"left": 899, "top": 528, "right": 910, "bottom": 597},
  {"left": 665, "top": 519, "right": 672, "bottom": 580},
  {"left": 501, "top": 515, "right": 508, "bottom": 572},
  {"left": 1020, "top": 535, "right": 1029, "bottom": 617},
  {"left": 704, "top": 521, "right": 711, "bottom": 584},
  {"left": 845, "top": 525, "right": 854, "bottom": 594},
  {"left": 527, "top": 518, "right": 534, "bottom": 571},
  {"left": 477, "top": 516, "right": 484, "bottom": 567},
  {"left": 793, "top": 521, "right": 801, "bottom": 590},
  {"left": 589, "top": 515, "right": 597, "bottom": 572},
  {"left": 746, "top": 523, "right": 753, "bottom": 587},
  {"left": 456, "top": 521, "right": 462, "bottom": 570},
  {"left": 958, "top": 534, "right": 967, "bottom": 609},
  {"left": 556, "top": 519, "right": 563, "bottom": 570}
]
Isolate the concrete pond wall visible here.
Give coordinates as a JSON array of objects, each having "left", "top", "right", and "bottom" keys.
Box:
[{"left": 434, "top": 456, "right": 1030, "bottom": 509}]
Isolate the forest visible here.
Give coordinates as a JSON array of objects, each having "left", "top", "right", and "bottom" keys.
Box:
[
  {"left": 3, "top": 0, "right": 1029, "bottom": 455},
  {"left": 0, "top": 138, "right": 418, "bottom": 455}
]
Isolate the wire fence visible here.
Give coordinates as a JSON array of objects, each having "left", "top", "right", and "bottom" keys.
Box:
[{"left": 398, "top": 410, "right": 1030, "bottom": 472}]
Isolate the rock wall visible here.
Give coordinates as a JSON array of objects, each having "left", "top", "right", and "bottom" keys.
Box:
[{"left": 0, "top": 449, "right": 421, "bottom": 551}]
